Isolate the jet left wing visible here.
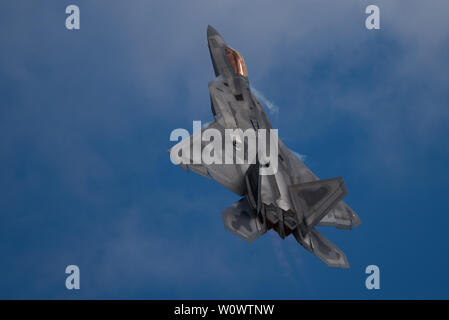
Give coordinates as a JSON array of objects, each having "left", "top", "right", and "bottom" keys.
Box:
[{"left": 170, "top": 121, "right": 246, "bottom": 195}]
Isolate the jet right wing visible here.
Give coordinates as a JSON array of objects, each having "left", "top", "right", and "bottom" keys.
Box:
[{"left": 278, "top": 139, "right": 361, "bottom": 229}]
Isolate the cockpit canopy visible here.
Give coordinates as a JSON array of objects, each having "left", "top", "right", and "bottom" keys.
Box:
[{"left": 225, "top": 46, "right": 248, "bottom": 77}]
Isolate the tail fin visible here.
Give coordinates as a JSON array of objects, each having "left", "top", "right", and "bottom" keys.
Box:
[
  {"left": 288, "top": 177, "right": 347, "bottom": 229},
  {"left": 319, "top": 201, "right": 362, "bottom": 230},
  {"left": 294, "top": 228, "right": 350, "bottom": 268},
  {"left": 289, "top": 177, "right": 353, "bottom": 268}
]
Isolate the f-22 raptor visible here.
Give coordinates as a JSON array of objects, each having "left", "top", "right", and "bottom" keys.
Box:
[{"left": 170, "top": 26, "right": 361, "bottom": 268}]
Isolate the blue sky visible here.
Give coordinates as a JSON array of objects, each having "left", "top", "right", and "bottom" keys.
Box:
[{"left": 1, "top": 1, "right": 448, "bottom": 299}]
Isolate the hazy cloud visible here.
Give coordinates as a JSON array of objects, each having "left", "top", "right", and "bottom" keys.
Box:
[
  {"left": 1, "top": 0, "right": 449, "bottom": 299},
  {"left": 251, "top": 87, "right": 280, "bottom": 115},
  {"left": 292, "top": 151, "right": 307, "bottom": 162}
]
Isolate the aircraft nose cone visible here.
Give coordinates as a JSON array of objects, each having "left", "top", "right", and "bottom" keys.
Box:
[{"left": 207, "top": 25, "right": 220, "bottom": 38}]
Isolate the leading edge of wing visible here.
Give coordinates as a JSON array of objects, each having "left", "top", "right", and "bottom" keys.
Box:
[
  {"left": 279, "top": 139, "right": 361, "bottom": 229},
  {"left": 169, "top": 121, "right": 245, "bottom": 196}
]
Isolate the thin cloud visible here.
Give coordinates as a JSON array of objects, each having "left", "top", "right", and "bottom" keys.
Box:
[
  {"left": 292, "top": 151, "right": 307, "bottom": 162},
  {"left": 250, "top": 87, "right": 279, "bottom": 115}
]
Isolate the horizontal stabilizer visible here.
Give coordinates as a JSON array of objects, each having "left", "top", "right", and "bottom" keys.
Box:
[
  {"left": 289, "top": 177, "right": 347, "bottom": 229},
  {"left": 221, "top": 197, "right": 259, "bottom": 243},
  {"left": 294, "top": 228, "right": 350, "bottom": 268}
]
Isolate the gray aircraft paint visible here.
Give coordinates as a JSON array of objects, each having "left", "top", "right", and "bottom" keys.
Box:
[{"left": 170, "top": 26, "right": 361, "bottom": 268}]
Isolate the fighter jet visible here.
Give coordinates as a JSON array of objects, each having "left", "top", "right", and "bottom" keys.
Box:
[{"left": 170, "top": 26, "right": 361, "bottom": 268}]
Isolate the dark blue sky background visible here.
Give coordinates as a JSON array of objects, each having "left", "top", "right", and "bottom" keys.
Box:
[{"left": 1, "top": 1, "right": 448, "bottom": 299}]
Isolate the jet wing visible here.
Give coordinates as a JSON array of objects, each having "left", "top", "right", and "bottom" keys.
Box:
[
  {"left": 170, "top": 121, "right": 246, "bottom": 196},
  {"left": 279, "top": 139, "right": 361, "bottom": 229}
]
